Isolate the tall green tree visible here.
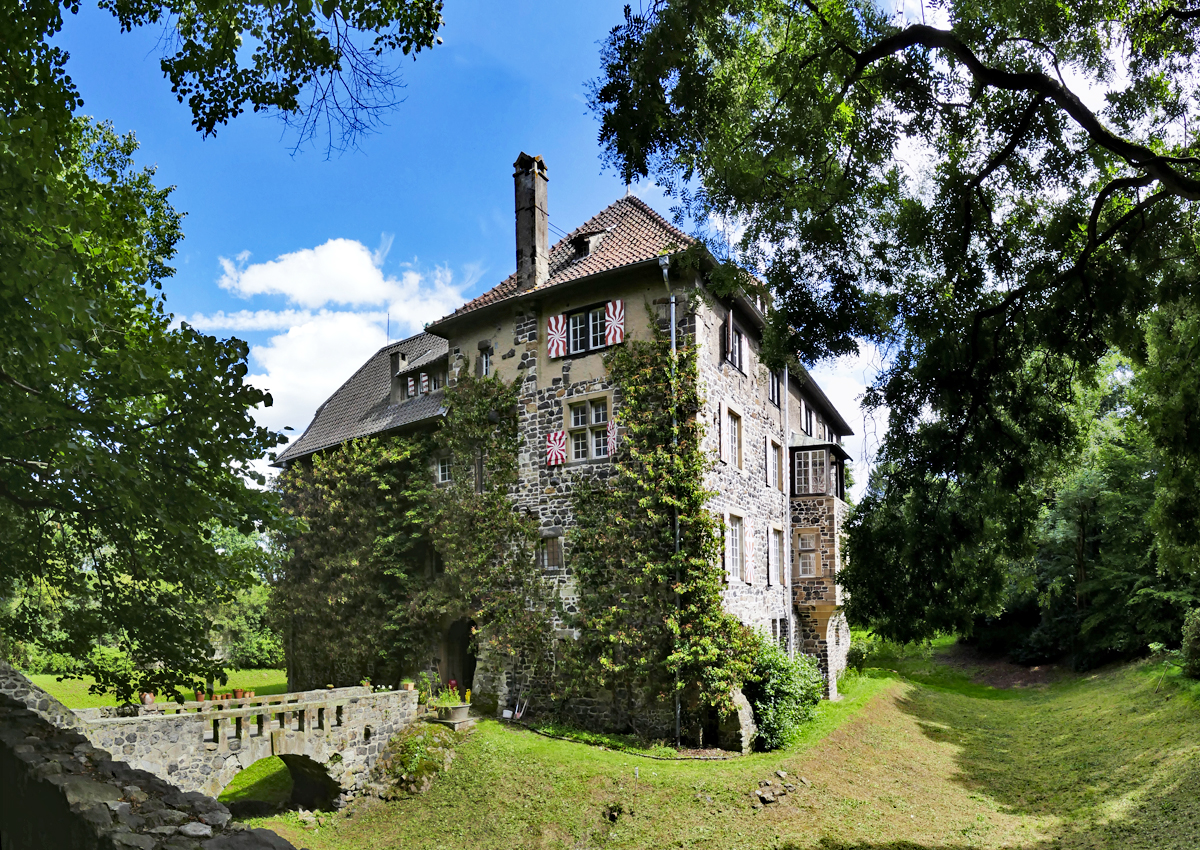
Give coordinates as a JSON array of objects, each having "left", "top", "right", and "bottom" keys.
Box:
[
  {"left": 593, "top": 0, "right": 1200, "bottom": 639},
  {"left": 1, "top": 0, "right": 443, "bottom": 698}
]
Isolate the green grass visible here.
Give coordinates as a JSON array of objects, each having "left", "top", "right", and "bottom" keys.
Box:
[
  {"left": 27, "top": 668, "right": 288, "bottom": 709},
  {"left": 243, "top": 658, "right": 1200, "bottom": 850},
  {"left": 218, "top": 756, "right": 293, "bottom": 808}
]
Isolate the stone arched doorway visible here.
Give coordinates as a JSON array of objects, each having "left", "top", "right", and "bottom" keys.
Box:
[{"left": 442, "top": 618, "right": 477, "bottom": 696}]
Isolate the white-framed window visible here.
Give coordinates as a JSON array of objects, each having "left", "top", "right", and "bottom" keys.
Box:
[
  {"left": 730, "top": 326, "right": 744, "bottom": 371},
  {"left": 794, "top": 529, "right": 818, "bottom": 579},
  {"left": 564, "top": 303, "right": 616, "bottom": 356},
  {"left": 768, "top": 371, "right": 780, "bottom": 406},
  {"left": 480, "top": 349, "right": 491, "bottom": 377},
  {"left": 567, "top": 396, "right": 611, "bottom": 462},
  {"left": 437, "top": 457, "right": 452, "bottom": 484},
  {"left": 794, "top": 449, "right": 828, "bottom": 495},
  {"left": 768, "top": 440, "right": 781, "bottom": 490},
  {"left": 569, "top": 313, "right": 587, "bottom": 354},
  {"left": 727, "top": 409, "right": 742, "bottom": 469},
  {"left": 771, "top": 618, "right": 789, "bottom": 652},
  {"left": 589, "top": 306, "right": 606, "bottom": 349},
  {"left": 804, "top": 403, "right": 814, "bottom": 436},
  {"left": 772, "top": 528, "right": 785, "bottom": 585},
  {"left": 727, "top": 514, "right": 744, "bottom": 582},
  {"left": 430, "top": 372, "right": 443, "bottom": 390}
]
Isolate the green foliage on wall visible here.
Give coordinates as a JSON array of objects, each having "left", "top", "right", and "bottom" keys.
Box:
[
  {"left": 564, "top": 318, "right": 753, "bottom": 730},
  {"left": 275, "top": 367, "right": 550, "bottom": 690}
]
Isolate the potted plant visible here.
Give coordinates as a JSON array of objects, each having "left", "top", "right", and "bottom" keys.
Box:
[
  {"left": 234, "top": 688, "right": 245, "bottom": 699},
  {"left": 431, "top": 687, "right": 470, "bottom": 722},
  {"left": 194, "top": 690, "right": 206, "bottom": 703},
  {"left": 400, "top": 678, "right": 415, "bottom": 691}
]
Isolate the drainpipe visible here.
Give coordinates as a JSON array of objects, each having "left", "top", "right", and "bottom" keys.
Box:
[
  {"left": 660, "top": 255, "right": 681, "bottom": 745},
  {"left": 784, "top": 365, "right": 794, "bottom": 658}
]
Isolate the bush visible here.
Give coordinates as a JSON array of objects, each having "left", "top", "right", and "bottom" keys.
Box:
[
  {"left": 372, "top": 724, "right": 461, "bottom": 796},
  {"left": 846, "top": 634, "right": 876, "bottom": 672},
  {"left": 1184, "top": 609, "right": 1200, "bottom": 679},
  {"left": 744, "top": 631, "right": 824, "bottom": 751}
]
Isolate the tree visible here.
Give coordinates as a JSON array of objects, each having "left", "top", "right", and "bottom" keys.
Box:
[
  {"left": 592, "top": 0, "right": 1200, "bottom": 639},
  {"left": 1, "top": 0, "right": 442, "bottom": 699}
]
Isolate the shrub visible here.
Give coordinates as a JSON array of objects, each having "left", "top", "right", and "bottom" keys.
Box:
[
  {"left": 846, "top": 634, "right": 876, "bottom": 672},
  {"left": 744, "top": 631, "right": 824, "bottom": 751},
  {"left": 372, "top": 724, "right": 460, "bottom": 796},
  {"left": 1184, "top": 609, "right": 1200, "bottom": 679}
]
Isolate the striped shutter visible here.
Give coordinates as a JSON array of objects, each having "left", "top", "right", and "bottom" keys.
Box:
[
  {"left": 420, "top": 373, "right": 429, "bottom": 394},
  {"left": 605, "top": 300, "right": 625, "bottom": 345},
  {"left": 547, "top": 431, "right": 567, "bottom": 466},
  {"left": 407, "top": 377, "right": 415, "bottom": 396},
  {"left": 547, "top": 314, "right": 567, "bottom": 358},
  {"left": 607, "top": 418, "right": 617, "bottom": 455}
]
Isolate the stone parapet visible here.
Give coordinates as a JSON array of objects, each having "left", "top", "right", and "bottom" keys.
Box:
[{"left": 0, "top": 692, "right": 296, "bottom": 850}]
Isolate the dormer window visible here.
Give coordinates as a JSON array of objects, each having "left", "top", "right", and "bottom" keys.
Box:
[{"left": 571, "top": 230, "right": 605, "bottom": 260}]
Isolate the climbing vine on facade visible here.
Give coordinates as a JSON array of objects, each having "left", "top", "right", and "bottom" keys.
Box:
[
  {"left": 275, "top": 366, "right": 551, "bottom": 690},
  {"left": 564, "top": 319, "right": 754, "bottom": 731}
]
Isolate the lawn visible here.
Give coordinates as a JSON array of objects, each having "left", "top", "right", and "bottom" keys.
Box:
[
  {"left": 240, "top": 651, "right": 1199, "bottom": 850},
  {"left": 28, "top": 668, "right": 289, "bottom": 709}
]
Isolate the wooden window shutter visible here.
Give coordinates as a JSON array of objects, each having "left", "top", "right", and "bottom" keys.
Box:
[
  {"left": 547, "top": 314, "right": 567, "bottom": 358},
  {"left": 407, "top": 376, "right": 415, "bottom": 397},
  {"left": 764, "top": 435, "right": 770, "bottom": 486},
  {"left": 718, "top": 401, "right": 727, "bottom": 462},
  {"left": 604, "top": 300, "right": 625, "bottom": 345}
]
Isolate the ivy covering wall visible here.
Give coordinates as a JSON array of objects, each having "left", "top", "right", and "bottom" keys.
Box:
[
  {"left": 563, "top": 320, "right": 754, "bottom": 733},
  {"left": 274, "top": 369, "right": 551, "bottom": 691}
]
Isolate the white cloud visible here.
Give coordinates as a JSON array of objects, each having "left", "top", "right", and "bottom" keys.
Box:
[
  {"left": 186, "top": 309, "right": 318, "bottom": 332},
  {"left": 247, "top": 311, "right": 389, "bottom": 436},
  {"left": 194, "top": 237, "right": 481, "bottom": 468}
]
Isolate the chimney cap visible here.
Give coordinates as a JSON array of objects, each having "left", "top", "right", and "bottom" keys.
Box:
[{"left": 513, "top": 152, "right": 548, "bottom": 177}]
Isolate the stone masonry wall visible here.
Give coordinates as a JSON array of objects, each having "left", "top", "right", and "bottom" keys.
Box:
[
  {"left": 0, "top": 692, "right": 295, "bottom": 850},
  {"left": 1, "top": 660, "right": 418, "bottom": 803}
]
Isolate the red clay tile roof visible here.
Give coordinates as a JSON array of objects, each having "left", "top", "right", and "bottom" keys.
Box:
[{"left": 442, "top": 195, "right": 695, "bottom": 321}]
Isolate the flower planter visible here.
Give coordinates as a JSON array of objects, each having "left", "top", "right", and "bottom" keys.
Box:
[
  {"left": 437, "top": 704, "right": 470, "bottom": 722},
  {"left": 401, "top": 682, "right": 414, "bottom": 691},
  {"left": 194, "top": 692, "right": 206, "bottom": 703},
  {"left": 234, "top": 689, "right": 245, "bottom": 699}
]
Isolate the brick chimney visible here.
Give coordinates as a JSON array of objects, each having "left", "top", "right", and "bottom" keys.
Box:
[{"left": 513, "top": 153, "right": 549, "bottom": 290}]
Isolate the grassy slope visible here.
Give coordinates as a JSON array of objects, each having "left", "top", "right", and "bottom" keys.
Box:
[
  {"left": 248, "top": 654, "right": 1199, "bottom": 850},
  {"left": 28, "top": 669, "right": 289, "bottom": 709}
]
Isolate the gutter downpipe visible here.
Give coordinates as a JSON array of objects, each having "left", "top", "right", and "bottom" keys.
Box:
[
  {"left": 660, "top": 255, "right": 681, "bottom": 746},
  {"left": 784, "top": 364, "right": 794, "bottom": 658}
]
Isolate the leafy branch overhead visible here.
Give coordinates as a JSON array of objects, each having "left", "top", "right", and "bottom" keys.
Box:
[{"left": 594, "top": 0, "right": 1200, "bottom": 638}]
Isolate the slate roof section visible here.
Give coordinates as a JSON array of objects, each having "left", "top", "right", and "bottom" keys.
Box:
[
  {"left": 273, "top": 333, "right": 448, "bottom": 466},
  {"left": 439, "top": 194, "right": 695, "bottom": 321}
]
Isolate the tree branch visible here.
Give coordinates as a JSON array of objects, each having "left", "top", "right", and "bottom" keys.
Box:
[{"left": 851, "top": 25, "right": 1200, "bottom": 199}]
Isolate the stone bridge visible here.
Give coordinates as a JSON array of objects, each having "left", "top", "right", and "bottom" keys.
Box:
[{"left": 1, "top": 661, "right": 419, "bottom": 804}]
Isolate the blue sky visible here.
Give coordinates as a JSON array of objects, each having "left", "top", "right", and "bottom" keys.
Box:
[{"left": 55, "top": 1, "right": 879, "bottom": 488}]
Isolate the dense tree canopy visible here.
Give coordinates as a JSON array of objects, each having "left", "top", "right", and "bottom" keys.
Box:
[
  {"left": 0, "top": 0, "right": 444, "bottom": 698},
  {"left": 593, "top": 0, "right": 1200, "bottom": 640}
]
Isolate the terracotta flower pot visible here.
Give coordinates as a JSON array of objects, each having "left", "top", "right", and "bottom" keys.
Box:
[
  {"left": 195, "top": 692, "right": 205, "bottom": 703},
  {"left": 234, "top": 689, "right": 245, "bottom": 699}
]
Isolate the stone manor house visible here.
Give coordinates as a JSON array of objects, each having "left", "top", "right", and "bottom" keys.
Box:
[{"left": 275, "top": 153, "right": 855, "bottom": 714}]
